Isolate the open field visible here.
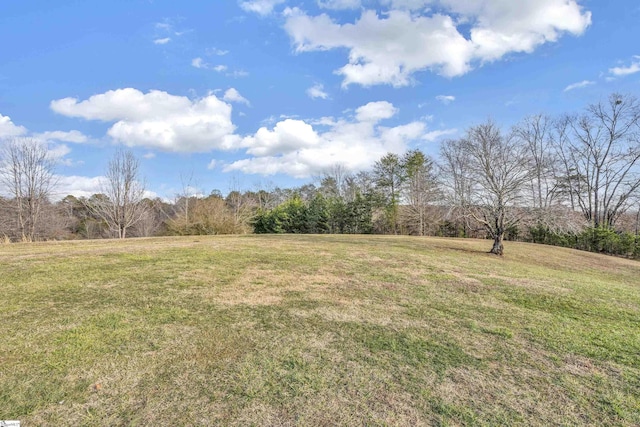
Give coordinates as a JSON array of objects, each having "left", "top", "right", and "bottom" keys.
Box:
[{"left": 1, "top": 235, "right": 639, "bottom": 426}]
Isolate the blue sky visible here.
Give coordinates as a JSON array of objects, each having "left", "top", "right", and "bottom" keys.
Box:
[{"left": 1, "top": 0, "right": 639, "bottom": 200}]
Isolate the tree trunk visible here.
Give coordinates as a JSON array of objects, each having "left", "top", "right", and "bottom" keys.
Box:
[{"left": 490, "top": 233, "right": 504, "bottom": 256}]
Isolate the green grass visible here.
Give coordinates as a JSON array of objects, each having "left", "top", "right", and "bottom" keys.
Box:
[{"left": 1, "top": 235, "right": 639, "bottom": 426}]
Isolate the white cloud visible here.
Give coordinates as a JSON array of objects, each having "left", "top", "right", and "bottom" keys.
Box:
[
  {"left": 154, "top": 37, "right": 171, "bottom": 45},
  {"left": 609, "top": 56, "right": 640, "bottom": 77},
  {"left": 143, "top": 190, "right": 159, "bottom": 199},
  {"left": 143, "top": 152, "right": 156, "bottom": 159},
  {"left": 284, "top": 8, "right": 471, "bottom": 87},
  {"left": 284, "top": 1, "right": 591, "bottom": 87},
  {"left": 241, "top": 119, "right": 321, "bottom": 157},
  {"left": 0, "top": 113, "right": 27, "bottom": 138},
  {"left": 47, "top": 144, "right": 73, "bottom": 162},
  {"left": 155, "top": 22, "right": 172, "bottom": 31},
  {"left": 318, "top": 0, "right": 362, "bottom": 10},
  {"left": 50, "top": 88, "right": 240, "bottom": 153},
  {"left": 54, "top": 175, "right": 107, "bottom": 199},
  {"left": 179, "top": 185, "right": 204, "bottom": 198},
  {"left": 154, "top": 20, "right": 190, "bottom": 37},
  {"left": 311, "top": 116, "right": 339, "bottom": 127},
  {"left": 435, "top": 95, "right": 455, "bottom": 104},
  {"left": 225, "top": 101, "right": 445, "bottom": 178},
  {"left": 193, "top": 59, "right": 244, "bottom": 76},
  {"left": 206, "top": 48, "right": 229, "bottom": 56},
  {"left": 207, "top": 159, "right": 218, "bottom": 170},
  {"left": 239, "top": 0, "right": 285, "bottom": 15},
  {"left": 563, "top": 80, "right": 595, "bottom": 92},
  {"left": 355, "top": 101, "right": 397, "bottom": 122},
  {"left": 192, "top": 57, "right": 206, "bottom": 69},
  {"left": 223, "top": 88, "right": 251, "bottom": 105},
  {"left": 35, "top": 130, "right": 88, "bottom": 143},
  {"left": 53, "top": 175, "right": 158, "bottom": 201},
  {"left": 0, "top": 118, "right": 79, "bottom": 168},
  {"left": 46, "top": 89, "right": 455, "bottom": 180},
  {"left": 423, "top": 128, "right": 457, "bottom": 141},
  {"left": 306, "top": 83, "right": 330, "bottom": 99}
]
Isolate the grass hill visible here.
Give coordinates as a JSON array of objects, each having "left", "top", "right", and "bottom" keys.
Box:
[{"left": 1, "top": 235, "right": 639, "bottom": 426}]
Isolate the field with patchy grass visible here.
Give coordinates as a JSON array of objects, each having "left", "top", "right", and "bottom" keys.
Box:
[{"left": 1, "top": 235, "right": 639, "bottom": 426}]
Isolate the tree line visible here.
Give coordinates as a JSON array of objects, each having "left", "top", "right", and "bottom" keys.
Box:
[{"left": 1, "top": 93, "right": 639, "bottom": 256}]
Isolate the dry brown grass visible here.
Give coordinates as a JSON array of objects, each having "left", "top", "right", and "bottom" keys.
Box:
[{"left": 1, "top": 234, "right": 639, "bottom": 426}]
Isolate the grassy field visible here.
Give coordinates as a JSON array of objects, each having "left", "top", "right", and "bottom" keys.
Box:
[{"left": 0, "top": 235, "right": 639, "bottom": 426}]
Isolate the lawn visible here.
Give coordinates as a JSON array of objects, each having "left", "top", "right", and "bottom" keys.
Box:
[{"left": 1, "top": 235, "right": 639, "bottom": 426}]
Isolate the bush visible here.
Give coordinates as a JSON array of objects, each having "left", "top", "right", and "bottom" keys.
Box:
[{"left": 527, "top": 225, "right": 639, "bottom": 258}]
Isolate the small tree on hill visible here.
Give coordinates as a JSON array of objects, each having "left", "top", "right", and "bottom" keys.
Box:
[
  {"left": 0, "top": 137, "right": 58, "bottom": 241},
  {"left": 441, "top": 121, "right": 532, "bottom": 255},
  {"left": 87, "top": 149, "right": 148, "bottom": 239}
]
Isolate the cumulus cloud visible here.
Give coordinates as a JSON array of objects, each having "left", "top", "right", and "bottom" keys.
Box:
[
  {"left": 34, "top": 130, "right": 88, "bottom": 143},
  {"left": 0, "top": 113, "right": 27, "bottom": 138},
  {"left": 241, "top": 119, "right": 321, "bottom": 157},
  {"left": 609, "top": 56, "right": 640, "bottom": 77},
  {"left": 225, "top": 100, "right": 450, "bottom": 178},
  {"left": 47, "top": 89, "right": 455, "bottom": 179},
  {"left": 47, "top": 144, "right": 73, "bottom": 162},
  {"left": 239, "top": 0, "right": 285, "bottom": 15},
  {"left": 53, "top": 175, "right": 106, "bottom": 199},
  {"left": 154, "top": 37, "right": 171, "bottom": 45},
  {"left": 306, "top": 83, "right": 330, "bottom": 99},
  {"left": 435, "top": 95, "right": 455, "bottom": 104},
  {"left": 355, "top": 101, "right": 398, "bottom": 122},
  {"left": 50, "top": 88, "right": 240, "bottom": 153},
  {"left": 284, "top": 1, "right": 591, "bottom": 87},
  {"left": 563, "top": 80, "right": 595, "bottom": 92},
  {"left": 223, "top": 88, "right": 251, "bottom": 105},
  {"left": 0, "top": 116, "right": 81, "bottom": 168}
]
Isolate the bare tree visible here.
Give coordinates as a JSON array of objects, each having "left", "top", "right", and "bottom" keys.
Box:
[
  {"left": 441, "top": 121, "right": 532, "bottom": 255},
  {"left": 511, "top": 115, "right": 589, "bottom": 237},
  {"left": 171, "top": 170, "right": 201, "bottom": 233},
  {"left": 555, "top": 93, "right": 640, "bottom": 229},
  {"left": 514, "top": 115, "right": 560, "bottom": 210},
  {"left": 87, "top": 149, "right": 148, "bottom": 239},
  {"left": 225, "top": 175, "right": 257, "bottom": 234},
  {"left": 439, "top": 138, "right": 475, "bottom": 237},
  {"left": 0, "top": 138, "right": 57, "bottom": 241},
  {"left": 130, "top": 199, "right": 164, "bottom": 237}
]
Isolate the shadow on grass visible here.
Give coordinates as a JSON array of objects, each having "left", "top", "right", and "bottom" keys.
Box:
[{"left": 434, "top": 244, "right": 491, "bottom": 256}]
